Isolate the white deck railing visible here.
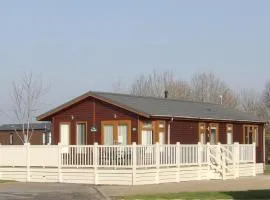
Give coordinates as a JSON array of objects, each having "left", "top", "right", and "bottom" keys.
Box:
[{"left": 0, "top": 142, "right": 256, "bottom": 169}]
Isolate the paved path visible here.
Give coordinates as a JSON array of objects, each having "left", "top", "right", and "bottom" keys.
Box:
[
  {"left": 98, "top": 175, "right": 270, "bottom": 198},
  {"left": 0, "top": 182, "right": 109, "bottom": 200}
]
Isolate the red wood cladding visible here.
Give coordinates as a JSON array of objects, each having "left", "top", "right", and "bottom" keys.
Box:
[
  {"left": 50, "top": 96, "right": 264, "bottom": 163},
  {"left": 170, "top": 120, "right": 198, "bottom": 144},
  {"left": 170, "top": 120, "right": 264, "bottom": 163}
]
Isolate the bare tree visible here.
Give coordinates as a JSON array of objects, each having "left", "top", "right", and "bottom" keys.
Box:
[
  {"left": 129, "top": 70, "right": 192, "bottom": 100},
  {"left": 11, "top": 72, "right": 47, "bottom": 143},
  {"left": 190, "top": 72, "right": 238, "bottom": 108},
  {"left": 112, "top": 79, "right": 128, "bottom": 94},
  {"left": 237, "top": 88, "right": 268, "bottom": 120},
  {"left": 263, "top": 81, "right": 270, "bottom": 111}
]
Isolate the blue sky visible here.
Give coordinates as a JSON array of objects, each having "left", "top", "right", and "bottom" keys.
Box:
[{"left": 0, "top": 0, "right": 270, "bottom": 123}]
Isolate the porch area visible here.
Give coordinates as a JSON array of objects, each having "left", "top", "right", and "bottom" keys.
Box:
[{"left": 0, "top": 142, "right": 263, "bottom": 185}]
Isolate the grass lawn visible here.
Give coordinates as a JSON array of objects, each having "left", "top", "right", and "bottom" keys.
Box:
[
  {"left": 0, "top": 180, "right": 15, "bottom": 183},
  {"left": 117, "top": 190, "right": 270, "bottom": 200},
  {"left": 264, "top": 165, "right": 270, "bottom": 175}
]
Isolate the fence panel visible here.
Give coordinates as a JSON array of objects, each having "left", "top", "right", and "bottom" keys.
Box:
[
  {"left": 239, "top": 144, "right": 254, "bottom": 163},
  {"left": 0, "top": 145, "right": 27, "bottom": 166},
  {"left": 180, "top": 145, "right": 198, "bottom": 165},
  {"left": 61, "top": 145, "right": 94, "bottom": 167},
  {"left": 159, "top": 145, "right": 177, "bottom": 166},
  {"left": 98, "top": 145, "right": 133, "bottom": 168},
  {"left": 30, "top": 145, "right": 58, "bottom": 167},
  {"left": 201, "top": 145, "right": 208, "bottom": 164},
  {"left": 136, "top": 145, "right": 155, "bottom": 167}
]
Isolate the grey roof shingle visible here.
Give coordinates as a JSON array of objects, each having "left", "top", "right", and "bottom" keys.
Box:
[
  {"left": 0, "top": 123, "right": 51, "bottom": 132},
  {"left": 93, "top": 91, "right": 262, "bottom": 122}
]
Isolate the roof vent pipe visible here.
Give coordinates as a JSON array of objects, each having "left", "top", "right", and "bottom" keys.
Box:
[{"left": 164, "top": 90, "right": 168, "bottom": 99}]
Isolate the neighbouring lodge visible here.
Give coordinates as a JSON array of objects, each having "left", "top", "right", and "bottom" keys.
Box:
[
  {"left": 37, "top": 91, "right": 265, "bottom": 164},
  {"left": 0, "top": 123, "right": 51, "bottom": 145}
]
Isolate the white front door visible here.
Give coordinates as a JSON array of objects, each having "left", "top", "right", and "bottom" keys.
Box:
[
  {"left": 60, "top": 124, "right": 70, "bottom": 145},
  {"left": 60, "top": 124, "right": 70, "bottom": 153}
]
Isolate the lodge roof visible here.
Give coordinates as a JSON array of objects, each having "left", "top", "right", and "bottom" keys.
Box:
[
  {"left": 0, "top": 123, "right": 51, "bottom": 132},
  {"left": 37, "top": 91, "right": 263, "bottom": 123}
]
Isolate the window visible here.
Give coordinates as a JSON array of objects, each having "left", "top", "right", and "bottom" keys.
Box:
[
  {"left": 46, "top": 132, "right": 52, "bottom": 145},
  {"left": 141, "top": 121, "right": 153, "bottom": 144},
  {"left": 243, "top": 125, "right": 259, "bottom": 145},
  {"left": 101, "top": 120, "right": 131, "bottom": 145},
  {"left": 142, "top": 130, "right": 153, "bottom": 145},
  {"left": 157, "top": 121, "right": 166, "bottom": 144},
  {"left": 9, "top": 133, "right": 13, "bottom": 145},
  {"left": 42, "top": 133, "right": 46, "bottom": 145},
  {"left": 103, "top": 125, "right": 114, "bottom": 145},
  {"left": 158, "top": 121, "right": 165, "bottom": 128},
  {"left": 143, "top": 121, "right": 152, "bottom": 129},
  {"left": 226, "top": 124, "right": 233, "bottom": 144},
  {"left": 210, "top": 123, "right": 218, "bottom": 145},
  {"left": 43, "top": 132, "right": 52, "bottom": 145},
  {"left": 159, "top": 132, "right": 165, "bottom": 144},
  {"left": 117, "top": 124, "right": 128, "bottom": 145},
  {"left": 76, "top": 123, "right": 87, "bottom": 145},
  {"left": 199, "top": 123, "right": 206, "bottom": 144},
  {"left": 254, "top": 126, "right": 259, "bottom": 146}
]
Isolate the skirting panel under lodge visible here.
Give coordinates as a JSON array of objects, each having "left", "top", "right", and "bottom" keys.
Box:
[{"left": 0, "top": 163, "right": 264, "bottom": 185}]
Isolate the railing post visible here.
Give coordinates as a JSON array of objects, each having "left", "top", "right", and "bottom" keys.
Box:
[
  {"left": 93, "top": 142, "right": 98, "bottom": 185},
  {"left": 155, "top": 142, "right": 160, "bottom": 184},
  {"left": 217, "top": 142, "right": 221, "bottom": 166},
  {"left": 207, "top": 142, "right": 211, "bottom": 180},
  {"left": 24, "top": 143, "right": 30, "bottom": 182},
  {"left": 234, "top": 142, "right": 239, "bottom": 178},
  {"left": 0, "top": 143, "right": 1, "bottom": 167},
  {"left": 132, "top": 142, "right": 137, "bottom": 185},
  {"left": 198, "top": 142, "right": 202, "bottom": 180},
  {"left": 253, "top": 142, "right": 256, "bottom": 176},
  {"left": 218, "top": 142, "right": 225, "bottom": 180},
  {"left": 58, "top": 143, "right": 62, "bottom": 182},
  {"left": 176, "top": 142, "right": 180, "bottom": 182},
  {"left": 232, "top": 142, "right": 236, "bottom": 179}
]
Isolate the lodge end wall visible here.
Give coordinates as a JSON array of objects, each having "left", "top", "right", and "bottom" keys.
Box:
[{"left": 52, "top": 97, "right": 139, "bottom": 145}]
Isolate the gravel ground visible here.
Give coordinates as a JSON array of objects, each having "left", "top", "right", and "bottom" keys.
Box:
[{"left": 0, "top": 182, "right": 110, "bottom": 200}]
